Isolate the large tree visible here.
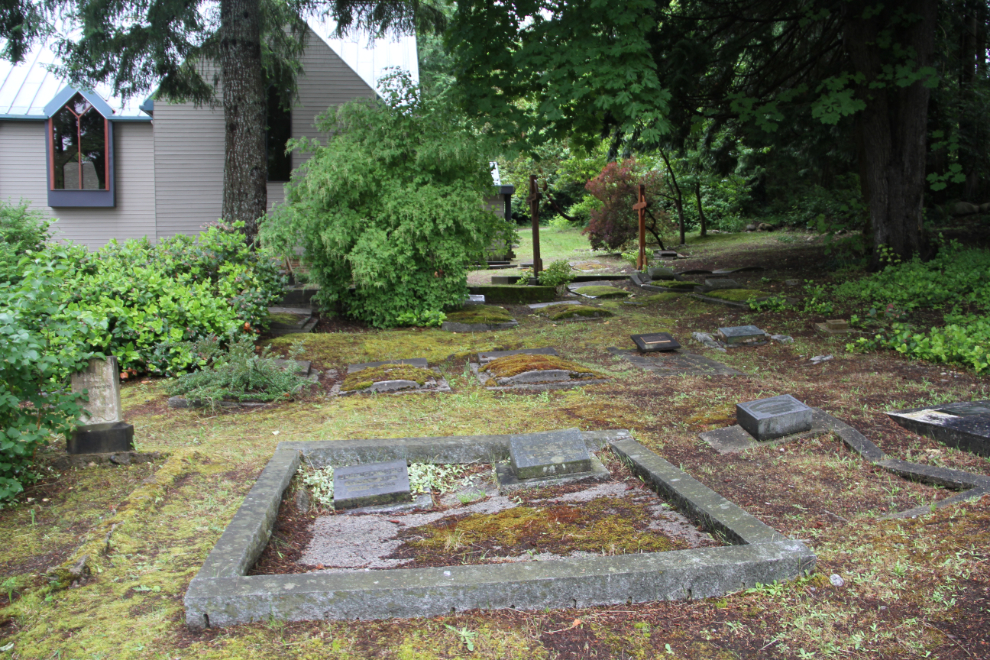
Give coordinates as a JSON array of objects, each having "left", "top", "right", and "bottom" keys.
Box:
[
  {"left": 448, "top": 0, "right": 945, "bottom": 266},
  {"left": 0, "top": 0, "right": 441, "bottom": 239}
]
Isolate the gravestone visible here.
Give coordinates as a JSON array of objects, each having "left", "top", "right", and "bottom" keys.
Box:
[
  {"left": 888, "top": 400, "right": 990, "bottom": 457},
  {"left": 717, "top": 325, "right": 767, "bottom": 346},
  {"left": 509, "top": 429, "right": 592, "bottom": 480},
  {"left": 333, "top": 459, "right": 412, "bottom": 510},
  {"left": 736, "top": 395, "right": 812, "bottom": 440},
  {"left": 68, "top": 357, "right": 134, "bottom": 454},
  {"left": 631, "top": 333, "right": 681, "bottom": 352},
  {"left": 647, "top": 267, "right": 678, "bottom": 280}
]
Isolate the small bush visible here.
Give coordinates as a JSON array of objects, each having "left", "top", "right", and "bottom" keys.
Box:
[
  {"left": 164, "top": 335, "right": 311, "bottom": 410},
  {"left": 583, "top": 160, "right": 675, "bottom": 251},
  {"left": 0, "top": 200, "right": 51, "bottom": 282},
  {"left": 849, "top": 315, "right": 990, "bottom": 374}
]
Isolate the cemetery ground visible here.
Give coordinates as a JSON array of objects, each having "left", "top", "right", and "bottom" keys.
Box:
[{"left": 2, "top": 229, "right": 990, "bottom": 659}]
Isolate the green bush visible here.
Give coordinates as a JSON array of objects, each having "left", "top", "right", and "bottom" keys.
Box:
[
  {"left": 0, "top": 254, "right": 100, "bottom": 503},
  {"left": 1, "top": 200, "right": 51, "bottom": 282},
  {"left": 261, "top": 74, "right": 504, "bottom": 328},
  {"left": 164, "top": 335, "right": 312, "bottom": 411},
  {"left": 850, "top": 315, "right": 990, "bottom": 374}
]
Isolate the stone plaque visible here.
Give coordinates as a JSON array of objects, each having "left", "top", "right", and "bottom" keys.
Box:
[
  {"left": 717, "top": 325, "right": 767, "bottom": 346},
  {"left": 478, "top": 347, "right": 558, "bottom": 364},
  {"left": 68, "top": 421, "right": 134, "bottom": 455},
  {"left": 71, "top": 357, "right": 122, "bottom": 425},
  {"left": 333, "top": 460, "right": 412, "bottom": 510},
  {"left": 737, "top": 394, "right": 812, "bottom": 441},
  {"left": 509, "top": 429, "right": 592, "bottom": 480},
  {"left": 647, "top": 267, "right": 678, "bottom": 280},
  {"left": 631, "top": 333, "right": 681, "bottom": 353}
]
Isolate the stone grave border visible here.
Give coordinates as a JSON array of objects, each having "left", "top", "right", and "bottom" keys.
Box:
[
  {"left": 701, "top": 409, "right": 990, "bottom": 518},
  {"left": 468, "top": 363, "right": 610, "bottom": 391},
  {"left": 184, "top": 430, "right": 815, "bottom": 628},
  {"left": 887, "top": 404, "right": 990, "bottom": 457},
  {"left": 329, "top": 360, "right": 450, "bottom": 397}
]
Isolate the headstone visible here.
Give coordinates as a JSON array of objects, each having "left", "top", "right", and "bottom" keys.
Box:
[
  {"left": 717, "top": 325, "right": 767, "bottom": 346},
  {"left": 509, "top": 429, "right": 592, "bottom": 480},
  {"left": 333, "top": 459, "right": 412, "bottom": 510},
  {"left": 466, "top": 294, "right": 486, "bottom": 304},
  {"left": 68, "top": 357, "right": 134, "bottom": 454},
  {"left": 631, "top": 332, "right": 681, "bottom": 352},
  {"left": 887, "top": 400, "right": 990, "bottom": 457},
  {"left": 370, "top": 380, "right": 419, "bottom": 393},
  {"left": 736, "top": 394, "right": 812, "bottom": 440}
]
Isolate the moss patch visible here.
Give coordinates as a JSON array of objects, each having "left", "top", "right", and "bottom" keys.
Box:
[
  {"left": 644, "top": 293, "right": 684, "bottom": 303},
  {"left": 574, "top": 285, "right": 630, "bottom": 298},
  {"left": 533, "top": 304, "right": 614, "bottom": 321},
  {"left": 656, "top": 281, "right": 697, "bottom": 290},
  {"left": 404, "top": 498, "right": 681, "bottom": 560},
  {"left": 268, "top": 312, "right": 302, "bottom": 325},
  {"left": 703, "top": 289, "right": 770, "bottom": 302},
  {"left": 341, "top": 365, "right": 437, "bottom": 392},
  {"left": 481, "top": 354, "right": 599, "bottom": 379},
  {"left": 444, "top": 305, "right": 514, "bottom": 324}
]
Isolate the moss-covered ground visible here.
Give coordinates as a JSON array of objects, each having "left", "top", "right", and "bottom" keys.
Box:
[
  {"left": 480, "top": 354, "right": 599, "bottom": 379},
  {"left": 702, "top": 289, "right": 771, "bottom": 302},
  {"left": 532, "top": 303, "right": 613, "bottom": 321},
  {"left": 574, "top": 285, "right": 630, "bottom": 299},
  {"left": 340, "top": 365, "right": 438, "bottom": 391},
  {"left": 443, "top": 306, "right": 515, "bottom": 324},
  {"left": 2, "top": 229, "right": 990, "bottom": 659}
]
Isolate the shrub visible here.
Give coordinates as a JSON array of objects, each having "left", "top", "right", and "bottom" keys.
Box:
[
  {"left": 0, "top": 199, "right": 52, "bottom": 282},
  {"left": 260, "top": 74, "right": 504, "bottom": 328},
  {"left": 0, "top": 254, "right": 101, "bottom": 503},
  {"left": 850, "top": 315, "right": 990, "bottom": 374},
  {"left": 164, "top": 335, "right": 311, "bottom": 411},
  {"left": 583, "top": 160, "right": 675, "bottom": 251}
]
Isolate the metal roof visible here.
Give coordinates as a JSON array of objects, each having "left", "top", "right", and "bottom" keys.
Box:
[{"left": 0, "top": 18, "right": 418, "bottom": 121}]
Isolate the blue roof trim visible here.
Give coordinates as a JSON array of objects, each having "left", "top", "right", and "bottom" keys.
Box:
[
  {"left": 139, "top": 97, "right": 153, "bottom": 114},
  {"left": 0, "top": 114, "right": 48, "bottom": 120},
  {"left": 42, "top": 85, "right": 77, "bottom": 117},
  {"left": 42, "top": 84, "right": 116, "bottom": 120}
]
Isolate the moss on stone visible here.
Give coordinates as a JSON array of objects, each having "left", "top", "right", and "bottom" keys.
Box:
[
  {"left": 574, "top": 285, "right": 630, "bottom": 298},
  {"left": 703, "top": 289, "right": 770, "bottom": 302},
  {"left": 481, "top": 354, "right": 599, "bottom": 379},
  {"left": 533, "top": 304, "right": 614, "bottom": 321},
  {"left": 341, "top": 365, "right": 437, "bottom": 392},
  {"left": 644, "top": 293, "right": 684, "bottom": 303},
  {"left": 268, "top": 312, "right": 302, "bottom": 325},
  {"left": 444, "top": 306, "right": 515, "bottom": 324},
  {"left": 657, "top": 281, "right": 698, "bottom": 290}
]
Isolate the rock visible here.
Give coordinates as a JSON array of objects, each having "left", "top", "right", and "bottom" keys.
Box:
[
  {"left": 109, "top": 453, "right": 132, "bottom": 466},
  {"left": 953, "top": 201, "right": 980, "bottom": 216},
  {"left": 168, "top": 396, "right": 191, "bottom": 409},
  {"left": 691, "top": 332, "right": 726, "bottom": 352},
  {"left": 745, "top": 223, "right": 757, "bottom": 232},
  {"left": 770, "top": 334, "right": 793, "bottom": 343},
  {"left": 810, "top": 355, "right": 833, "bottom": 365},
  {"left": 369, "top": 379, "right": 420, "bottom": 393},
  {"left": 756, "top": 222, "right": 776, "bottom": 231},
  {"left": 502, "top": 369, "right": 572, "bottom": 385},
  {"left": 294, "top": 487, "right": 311, "bottom": 513},
  {"left": 829, "top": 574, "right": 844, "bottom": 587},
  {"left": 785, "top": 279, "right": 800, "bottom": 287}
]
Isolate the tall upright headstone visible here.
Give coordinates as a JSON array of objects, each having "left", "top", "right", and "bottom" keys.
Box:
[{"left": 68, "top": 357, "right": 134, "bottom": 454}]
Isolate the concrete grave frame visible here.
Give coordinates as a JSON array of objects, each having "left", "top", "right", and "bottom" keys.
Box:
[
  {"left": 468, "top": 349, "right": 611, "bottom": 391},
  {"left": 184, "top": 430, "right": 815, "bottom": 628}
]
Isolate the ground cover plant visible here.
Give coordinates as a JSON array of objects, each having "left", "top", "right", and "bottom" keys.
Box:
[{"left": 1, "top": 230, "right": 989, "bottom": 659}]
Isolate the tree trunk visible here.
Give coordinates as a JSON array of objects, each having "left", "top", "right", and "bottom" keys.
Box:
[
  {"left": 842, "top": 0, "right": 936, "bottom": 268},
  {"left": 694, "top": 181, "right": 707, "bottom": 237},
  {"left": 659, "top": 150, "right": 686, "bottom": 245},
  {"left": 220, "top": 0, "right": 268, "bottom": 239}
]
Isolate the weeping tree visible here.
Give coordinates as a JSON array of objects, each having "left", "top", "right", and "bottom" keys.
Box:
[{"left": 1, "top": 0, "right": 444, "bottom": 240}]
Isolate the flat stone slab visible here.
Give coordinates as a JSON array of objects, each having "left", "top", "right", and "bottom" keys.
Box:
[
  {"left": 631, "top": 333, "right": 681, "bottom": 352},
  {"left": 737, "top": 395, "right": 813, "bottom": 441},
  {"left": 717, "top": 325, "right": 767, "bottom": 346},
  {"left": 607, "top": 348, "right": 742, "bottom": 377},
  {"left": 508, "top": 429, "right": 591, "bottom": 480},
  {"left": 478, "top": 348, "right": 559, "bottom": 364},
  {"left": 496, "top": 456, "right": 611, "bottom": 492},
  {"left": 68, "top": 421, "right": 134, "bottom": 455},
  {"left": 527, "top": 300, "right": 582, "bottom": 310},
  {"left": 703, "top": 278, "right": 740, "bottom": 289},
  {"left": 333, "top": 459, "right": 412, "bottom": 510},
  {"left": 888, "top": 401, "right": 990, "bottom": 457},
  {"left": 699, "top": 416, "right": 829, "bottom": 455},
  {"left": 567, "top": 280, "right": 623, "bottom": 290},
  {"left": 347, "top": 359, "right": 429, "bottom": 374},
  {"left": 185, "top": 433, "right": 815, "bottom": 627}
]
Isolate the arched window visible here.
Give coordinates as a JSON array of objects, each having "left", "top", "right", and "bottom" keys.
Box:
[{"left": 47, "top": 92, "right": 115, "bottom": 207}]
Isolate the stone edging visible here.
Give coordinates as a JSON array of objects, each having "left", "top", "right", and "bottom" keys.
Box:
[
  {"left": 811, "top": 409, "right": 990, "bottom": 519},
  {"left": 184, "top": 431, "right": 814, "bottom": 628},
  {"left": 467, "top": 363, "right": 610, "bottom": 391},
  {"left": 441, "top": 320, "right": 519, "bottom": 333},
  {"left": 329, "top": 368, "right": 451, "bottom": 397}
]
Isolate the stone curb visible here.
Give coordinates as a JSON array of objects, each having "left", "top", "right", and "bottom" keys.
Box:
[
  {"left": 441, "top": 320, "right": 519, "bottom": 333},
  {"left": 468, "top": 363, "right": 610, "bottom": 391},
  {"left": 184, "top": 432, "right": 813, "bottom": 627}
]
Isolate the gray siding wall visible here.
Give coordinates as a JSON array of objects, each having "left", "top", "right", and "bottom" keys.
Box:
[{"left": 0, "top": 121, "right": 157, "bottom": 249}]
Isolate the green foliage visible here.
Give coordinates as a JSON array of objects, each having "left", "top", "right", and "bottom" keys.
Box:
[
  {"left": 749, "top": 294, "right": 791, "bottom": 312},
  {"left": 261, "top": 75, "right": 504, "bottom": 328},
  {"left": 396, "top": 309, "right": 447, "bottom": 328},
  {"left": 801, "top": 281, "right": 834, "bottom": 315},
  {"left": 536, "top": 260, "right": 575, "bottom": 287},
  {"left": 850, "top": 315, "right": 990, "bottom": 374},
  {"left": 164, "top": 335, "right": 311, "bottom": 411},
  {"left": 56, "top": 223, "right": 285, "bottom": 375},
  {"left": 0, "top": 254, "right": 98, "bottom": 504},
  {"left": 0, "top": 199, "right": 51, "bottom": 282}
]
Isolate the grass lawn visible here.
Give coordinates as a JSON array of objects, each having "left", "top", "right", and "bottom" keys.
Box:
[{"left": 1, "top": 231, "right": 989, "bottom": 659}]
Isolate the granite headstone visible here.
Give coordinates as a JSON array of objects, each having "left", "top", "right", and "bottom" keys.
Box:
[
  {"left": 509, "top": 429, "right": 592, "bottom": 480},
  {"left": 68, "top": 357, "right": 134, "bottom": 454},
  {"left": 736, "top": 394, "right": 812, "bottom": 440},
  {"left": 631, "top": 333, "right": 681, "bottom": 353},
  {"left": 333, "top": 460, "right": 412, "bottom": 509},
  {"left": 717, "top": 325, "right": 767, "bottom": 346}
]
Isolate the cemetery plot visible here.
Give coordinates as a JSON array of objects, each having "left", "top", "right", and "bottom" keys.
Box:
[
  {"left": 331, "top": 359, "right": 451, "bottom": 396},
  {"left": 469, "top": 350, "right": 609, "bottom": 390},
  {"left": 184, "top": 430, "right": 813, "bottom": 627},
  {"left": 167, "top": 358, "right": 324, "bottom": 409},
  {"left": 888, "top": 400, "right": 990, "bottom": 457},
  {"left": 699, "top": 395, "right": 826, "bottom": 454},
  {"left": 607, "top": 347, "right": 742, "bottom": 377},
  {"left": 531, "top": 302, "right": 614, "bottom": 321},
  {"left": 441, "top": 305, "right": 518, "bottom": 332}
]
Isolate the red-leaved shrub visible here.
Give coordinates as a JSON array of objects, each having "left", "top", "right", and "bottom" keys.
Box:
[{"left": 583, "top": 159, "right": 673, "bottom": 251}]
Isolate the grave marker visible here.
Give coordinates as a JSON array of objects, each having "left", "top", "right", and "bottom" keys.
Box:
[
  {"left": 68, "top": 357, "right": 134, "bottom": 454},
  {"left": 888, "top": 400, "right": 990, "bottom": 457},
  {"left": 509, "top": 429, "right": 592, "bottom": 480},
  {"left": 333, "top": 459, "right": 412, "bottom": 510},
  {"left": 717, "top": 325, "right": 767, "bottom": 346},
  {"left": 631, "top": 333, "right": 681, "bottom": 352},
  {"left": 736, "top": 395, "right": 812, "bottom": 440},
  {"left": 634, "top": 184, "right": 648, "bottom": 269}
]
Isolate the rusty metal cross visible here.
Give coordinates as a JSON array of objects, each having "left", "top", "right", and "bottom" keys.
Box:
[
  {"left": 528, "top": 175, "right": 543, "bottom": 275},
  {"left": 634, "top": 184, "right": 648, "bottom": 270}
]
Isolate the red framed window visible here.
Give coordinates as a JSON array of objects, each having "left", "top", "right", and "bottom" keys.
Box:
[{"left": 49, "top": 93, "right": 110, "bottom": 191}]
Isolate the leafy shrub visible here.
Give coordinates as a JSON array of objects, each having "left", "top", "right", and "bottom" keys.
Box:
[
  {"left": 583, "top": 160, "right": 675, "bottom": 251},
  {"left": 850, "top": 315, "right": 990, "bottom": 373},
  {"left": 164, "top": 335, "right": 311, "bottom": 411},
  {"left": 0, "top": 254, "right": 101, "bottom": 503},
  {"left": 261, "top": 74, "right": 504, "bottom": 328},
  {"left": 396, "top": 309, "right": 447, "bottom": 328},
  {"left": 0, "top": 200, "right": 51, "bottom": 282},
  {"left": 537, "top": 260, "right": 575, "bottom": 287}
]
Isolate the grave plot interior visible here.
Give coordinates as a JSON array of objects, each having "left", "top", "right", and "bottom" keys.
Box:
[
  {"left": 606, "top": 341, "right": 742, "bottom": 377},
  {"left": 468, "top": 348, "right": 610, "bottom": 390},
  {"left": 699, "top": 394, "right": 827, "bottom": 454},
  {"left": 184, "top": 430, "right": 815, "bottom": 626},
  {"left": 888, "top": 400, "right": 990, "bottom": 457},
  {"left": 331, "top": 359, "right": 451, "bottom": 396},
  {"left": 529, "top": 302, "right": 614, "bottom": 320},
  {"left": 567, "top": 281, "right": 631, "bottom": 299},
  {"left": 441, "top": 305, "right": 519, "bottom": 332}
]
